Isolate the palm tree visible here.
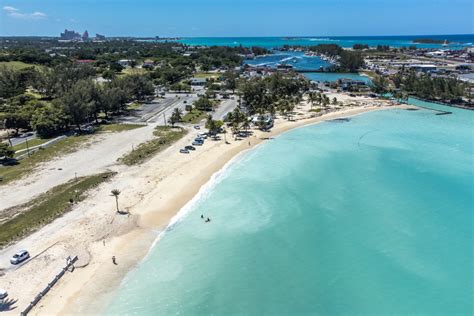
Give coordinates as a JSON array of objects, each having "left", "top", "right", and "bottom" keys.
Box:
[
  {"left": 308, "top": 92, "right": 317, "bottom": 110},
  {"left": 111, "top": 189, "right": 121, "bottom": 213}
]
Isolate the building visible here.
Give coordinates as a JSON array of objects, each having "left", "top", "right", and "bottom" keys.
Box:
[
  {"left": 190, "top": 78, "right": 207, "bottom": 86},
  {"left": 95, "top": 33, "right": 106, "bottom": 40},
  {"left": 117, "top": 59, "right": 133, "bottom": 67},
  {"left": 338, "top": 78, "right": 368, "bottom": 91},
  {"left": 60, "top": 29, "right": 81, "bottom": 41},
  {"left": 251, "top": 114, "right": 274, "bottom": 130},
  {"left": 408, "top": 64, "right": 437, "bottom": 73},
  {"left": 82, "top": 30, "right": 89, "bottom": 41}
]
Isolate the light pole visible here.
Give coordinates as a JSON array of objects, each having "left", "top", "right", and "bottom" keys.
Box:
[{"left": 25, "top": 137, "right": 31, "bottom": 157}]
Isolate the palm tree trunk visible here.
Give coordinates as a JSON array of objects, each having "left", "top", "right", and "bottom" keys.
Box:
[{"left": 115, "top": 196, "right": 119, "bottom": 213}]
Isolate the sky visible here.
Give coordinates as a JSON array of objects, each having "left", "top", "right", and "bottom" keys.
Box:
[{"left": 0, "top": 0, "right": 473, "bottom": 37}]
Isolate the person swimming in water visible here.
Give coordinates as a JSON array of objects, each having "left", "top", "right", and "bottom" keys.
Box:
[
  {"left": 201, "top": 214, "right": 204, "bottom": 219},
  {"left": 205, "top": 217, "right": 211, "bottom": 223}
]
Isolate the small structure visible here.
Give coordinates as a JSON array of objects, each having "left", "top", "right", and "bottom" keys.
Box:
[
  {"left": 251, "top": 114, "right": 274, "bottom": 130},
  {"left": 118, "top": 59, "right": 133, "bottom": 67},
  {"left": 190, "top": 77, "right": 207, "bottom": 86},
  {"left": 408, "top": 64, "right": 437, "bottom": 73}
]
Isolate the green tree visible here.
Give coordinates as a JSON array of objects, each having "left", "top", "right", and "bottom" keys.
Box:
[
  {"left": 0, "top": 143, "right": 14, "bottom": 159},
  {"left": 168, "top": 108, "right": 183, "bottom": 126},
  {"left": 31, "top": 103, "right": 68, "bottom": 137}
]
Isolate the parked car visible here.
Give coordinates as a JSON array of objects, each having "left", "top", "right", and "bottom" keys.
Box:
[
  {"left": 185, "top": 145, "right": 196, "bottom": 151},
  {"left": 197, "top": 133, "right": 208, "bottom": 139},
  {"left": 194, "top": 125, "right": 201, "bottom": 130},
  {"left": 10, "top": 250, "right": 30, "bottom": 265},
  {"left": 179, "top": 148, "right": 189, "bottom": 154},
  {"left": 0, "top": 289, "right": 7, "bottom": 300},
  {"left": 192, "top": 141, "right": 203, "bottom": 146}
]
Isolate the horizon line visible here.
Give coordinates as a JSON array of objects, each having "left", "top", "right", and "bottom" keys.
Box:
[{"left": 0, "top": 33, "right": 473, "bottom": 38}]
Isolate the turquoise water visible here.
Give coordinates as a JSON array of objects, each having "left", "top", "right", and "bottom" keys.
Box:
[
  {"left": 243, "top": 51, "right": 371, "bottom": 83},
  {"left": 304, "top": 72, "right": 372, "bottom": 83},
  {"left": 106, "top": 103, "right": 473, "bottom": 315},
  {"left": 244, "top": 51, "right": 331, "bottom": 70},
  {"left": 176, "top": 35, "right": 474, "bottom": 49}
]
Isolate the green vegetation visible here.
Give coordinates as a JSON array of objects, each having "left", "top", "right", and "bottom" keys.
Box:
[
  {"left": 238, "top": 72, "right": 309, "bottom": 115},
  {"left": 12, "top": 138, "right": 50, "bottom": 152},
  {"left": 0, "top": 172, "right": 115, "bottom": 247},
  {"left": 0, "top": 135, "right": 90, "bottom": 185},
  {"left": 182, "top": 109, "right": 207, "bottom": 124},
  {"left": 126, "top": 102, "right": 141, "bottom": 111},
  {"left": 0, "top": 143, "right": 14, "bottom": 159},
  {"left": 97, "top": 123, "right": 145, "bottom": 133},
  {"left": 194, "top": 72, "right": 221, "bottom": 79},
  {"left": 168, "top": 108, "right": 183, "bottom": 126},
  {"left": 118, "top": 126, "right": 187, "bottom": 165},
  {"left": 0, "top": 61, "right": 44, "bottom": 71}
]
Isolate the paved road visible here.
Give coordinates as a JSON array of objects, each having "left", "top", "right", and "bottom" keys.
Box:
[
  {"left": 213, "top": 98, "right": 239, "bottom": 120},
  {"left": 7, "top": 132, "right": 37, "bottom": 147},
  {"left": 149, "top": 94, "right": 198, "bottom": 125}
]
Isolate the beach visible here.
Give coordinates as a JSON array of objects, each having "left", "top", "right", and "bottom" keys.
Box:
[{"left": 0, "top": 95, "right": 397, "bottom": 315}]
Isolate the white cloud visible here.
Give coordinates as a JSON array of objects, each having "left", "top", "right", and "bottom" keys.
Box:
[{"left": 3, "top": 5, "right": 46, "bottom": 19}]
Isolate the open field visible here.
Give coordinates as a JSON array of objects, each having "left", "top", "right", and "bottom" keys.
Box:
[
  {"left": 12, "top": 138, "right": 50, "bottom": 152},
  {"left": 194, "top": 72, "right": 221, "bottom": 79},
  {"left": 0, "top": 135, "right": 90, "bottom": 185},
  {"left": 0, "top": 61, "right": 45, "bottom": 71},
  {"left": 96, "top": 123, "right": 145, "bottom": 133},
  {"left": 182, "top": 109, "right": 208, "bottom": 124},
  {"left": 0, "top": 172, "right": 115, "bottom": 247}
]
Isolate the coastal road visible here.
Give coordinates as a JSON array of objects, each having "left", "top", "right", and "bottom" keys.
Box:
[
  {"left": 213, "top": 98, "right": 238, "bottom": 120},
  {"left": 148, "top": 94, "right": 198, "bottom": 125}
]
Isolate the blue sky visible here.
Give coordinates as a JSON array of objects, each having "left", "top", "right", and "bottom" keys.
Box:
[{"left": 1, "top": 0, "right": 473, "bottom": 37}]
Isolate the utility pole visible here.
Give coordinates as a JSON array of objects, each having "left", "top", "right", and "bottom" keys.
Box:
[
  {"left": 25, "top": 137, "right": 31, "bottom": 157},
  {"left": 163, "top": 113, "right": 167, "bottom": 126}
]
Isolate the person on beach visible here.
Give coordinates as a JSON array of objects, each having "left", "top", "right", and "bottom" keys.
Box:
[{"left": 112, "top": 256, "right": 117, "bottom": 265}]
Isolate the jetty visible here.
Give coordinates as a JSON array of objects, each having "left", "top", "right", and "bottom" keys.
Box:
[{"left": 20, "top": 256, "right": 78, "bottom": 316}]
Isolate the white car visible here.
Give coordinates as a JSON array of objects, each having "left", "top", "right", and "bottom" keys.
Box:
[
  {"left": 10, "top": 250, "right": 30, "bottom": 265},
  {"left": 0, "top": 289, "right": 7, "bottom": 299}
]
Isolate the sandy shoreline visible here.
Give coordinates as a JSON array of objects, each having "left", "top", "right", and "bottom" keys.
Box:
[{"left": 0, "top": 96, "right": 406, "bottom": 315}]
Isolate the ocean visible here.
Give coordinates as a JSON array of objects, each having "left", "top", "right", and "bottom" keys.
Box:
[
  {"left": 105, "top": 100, "right": 473, "bottom": 315},
  {"left": 176, "top": 34, "right": 474, "bottom": 50}
]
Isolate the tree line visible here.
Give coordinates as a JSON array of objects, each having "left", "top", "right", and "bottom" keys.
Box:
[{"left": 0, "top": 64, "right": 154, "bottom": 137}]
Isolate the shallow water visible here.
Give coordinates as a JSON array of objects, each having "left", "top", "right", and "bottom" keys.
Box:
[
  {"left": 106, "top": 102, "right": 473, "bottom": 315},
  {"left": 176, "top": 35, "right": 474, "bottom": 49}
]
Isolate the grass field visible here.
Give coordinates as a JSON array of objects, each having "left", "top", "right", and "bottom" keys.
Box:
[
  {"left": 97, "top": 123, "right": 145, "bottom": 133},
  {"left": 12, "top": 138, "right": 51, "bottom": 152},
  {"left": 0, "top": 172, "right": 116, "bottom": 248},
  {"left": 0, "top": 61, "right": 44, "bottom": 71},
  {"left": 182, "top": 109, "right": 208, "bottom": 124},
  {"left": 121, "top": 67, "right": 147, "bottom": 75},
  {"left": 194, "top": 72, "right": 221, "bottom": 79},
  {"left": 118, "top": 126, "right": 187, "bottom": 165},
  {"left": 0, "top": 135, "right": 90, "bottom": 185}
]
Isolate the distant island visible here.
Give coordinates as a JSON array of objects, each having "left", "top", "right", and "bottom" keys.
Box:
[{"left": 413, "top": 38, "right": 449, "bottom": 44}]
